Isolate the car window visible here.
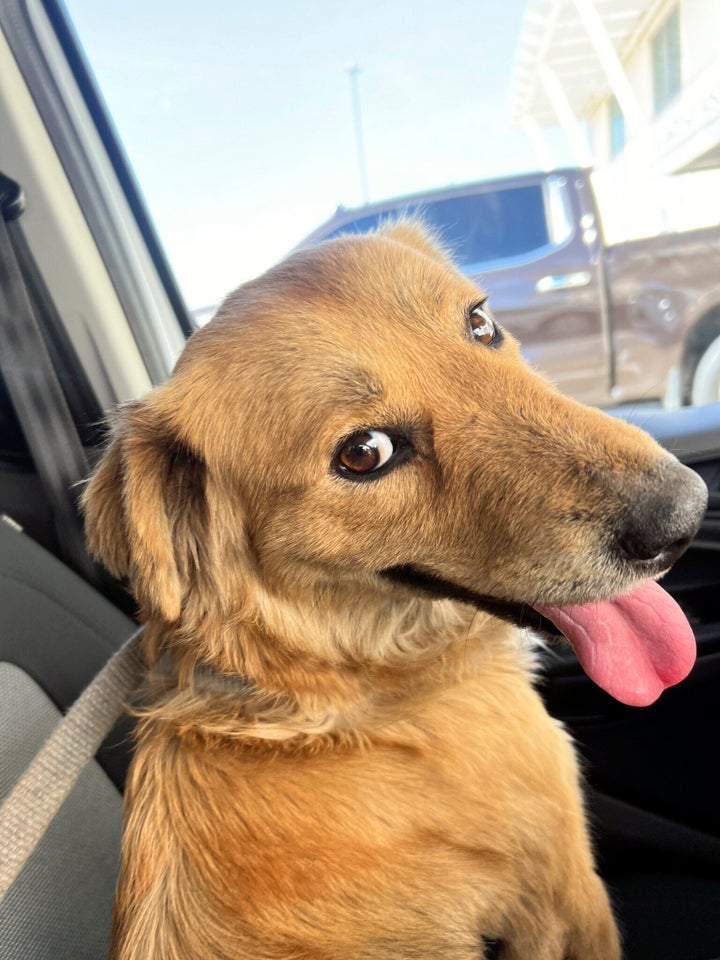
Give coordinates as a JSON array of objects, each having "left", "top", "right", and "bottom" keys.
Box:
[
  {"left": 61, "top": 0, "right": 566, "bottom": 308},
  {"left": 61, "top": 0, "right": 720, "bottom": 413}
]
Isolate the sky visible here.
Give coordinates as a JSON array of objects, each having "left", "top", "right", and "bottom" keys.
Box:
[{"left": 64, "top": 0, "right": 573, "bottom": 309}]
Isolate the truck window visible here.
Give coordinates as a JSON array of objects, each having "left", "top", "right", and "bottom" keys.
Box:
[
  {"left": 322, "top": 182, "right": 570, "bottom": 272},
  {"left": 428, "top": 186, "right": 550, "bottom": 269}
]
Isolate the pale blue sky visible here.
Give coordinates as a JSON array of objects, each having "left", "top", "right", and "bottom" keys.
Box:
[{"left": 64, "top": 0, "right": 573, "bottom": 308}]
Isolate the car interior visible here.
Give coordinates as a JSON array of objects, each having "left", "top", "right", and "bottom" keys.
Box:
[{"left": 1, "top": 1, "right": 719, "bottom": 958}]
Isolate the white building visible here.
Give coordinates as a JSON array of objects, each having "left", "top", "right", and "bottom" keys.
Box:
[{"left": 510, "top": 0, "right": 720, "bottom": 242}]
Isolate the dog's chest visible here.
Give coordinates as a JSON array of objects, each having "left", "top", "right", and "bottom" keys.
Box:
[{"left": 125, "top": 674, "right": 586, "bottom": 957}]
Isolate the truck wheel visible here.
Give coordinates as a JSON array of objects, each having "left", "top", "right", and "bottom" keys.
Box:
[{"left": 691, "top": 331, "right": 720, "bottom": 405}]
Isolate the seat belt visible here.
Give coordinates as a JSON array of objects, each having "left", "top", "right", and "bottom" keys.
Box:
[
  {"left": 0, "top": 171, "right": 95, "bottom": 580},
  {"left": 0, "top": 628, "right": 144, "bottom": 901}
]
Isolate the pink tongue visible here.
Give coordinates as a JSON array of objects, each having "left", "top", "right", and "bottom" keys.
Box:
[{"left": 533, "top": 581, "right": 696, "bottom": 707}]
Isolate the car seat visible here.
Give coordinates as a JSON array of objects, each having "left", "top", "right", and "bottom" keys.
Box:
[{"left": 0, "top": 517, "right": 134, "bottom": 960}]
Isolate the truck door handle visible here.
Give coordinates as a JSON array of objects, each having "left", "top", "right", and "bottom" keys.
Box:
[{"left": 535, "top": 271, "right": 592, "bottom": 293}]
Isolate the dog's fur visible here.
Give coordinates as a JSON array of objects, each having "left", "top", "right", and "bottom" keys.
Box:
[{"left": 84, "top": 223, "right": 695, "bottom": 959}]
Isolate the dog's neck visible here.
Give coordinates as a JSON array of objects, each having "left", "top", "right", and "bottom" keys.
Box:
[{"left": 135, "top": 585, "right": 524, "bottom": 748}]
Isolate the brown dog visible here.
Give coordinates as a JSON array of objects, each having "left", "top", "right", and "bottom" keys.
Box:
[{"left": 83, "top": 222, "right": 707, "bottom": 960}]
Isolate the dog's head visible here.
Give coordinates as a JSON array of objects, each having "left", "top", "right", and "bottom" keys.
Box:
[{"left": 83, "top": 222, "right": 706, "bottom": 706}]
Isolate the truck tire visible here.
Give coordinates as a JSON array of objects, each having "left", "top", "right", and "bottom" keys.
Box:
[
  {"left": 681, "top": 308, "right": 720, "bottom": 405},
  {"left": 691, "top": 331, "right": 720, "bottom": 405}
]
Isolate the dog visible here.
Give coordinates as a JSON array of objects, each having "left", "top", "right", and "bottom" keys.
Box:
[{"left": 83, "top": 221, "right": 707, "bottom": 960}]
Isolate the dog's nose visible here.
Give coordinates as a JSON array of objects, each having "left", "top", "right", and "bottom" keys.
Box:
[{"left": 615, "top": 459, "right": 707, "bottom": 566}]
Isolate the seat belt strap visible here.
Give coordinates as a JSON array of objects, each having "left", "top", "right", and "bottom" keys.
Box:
[
  {"left": 0, "top": 171, "right": 94, "bottom": 579},
  {"left": 0, "top": 629, "right": 144, "bottom": 901}
]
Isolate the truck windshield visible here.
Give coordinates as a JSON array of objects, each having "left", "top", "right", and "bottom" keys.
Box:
[{"left": 323, "top": 184, "right": 551, "bottom": 269}]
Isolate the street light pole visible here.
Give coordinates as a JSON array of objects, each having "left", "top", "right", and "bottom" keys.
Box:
[{"left": 347, "top": 62, "right": 369, "bottom": 205}]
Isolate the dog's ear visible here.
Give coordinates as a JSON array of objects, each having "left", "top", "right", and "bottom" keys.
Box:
[
  {"left": 380, "top": 218, "right": 452, "bottom": 265},
  {"left": 82, "top": 400, "right": 207, "bottom": 622}
]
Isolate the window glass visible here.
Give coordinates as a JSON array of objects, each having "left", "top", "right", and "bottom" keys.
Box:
[
  {"left": 653, "top": 6, "right": 681, "bottom": 114},
  {"left": 429, "top": 188, "right": 550, "bottom": 267},
  {"left": 609, "top": 97, "right": 625, "bottom": 157},
  {"left": 61, "top": 0, "right": 720, "bottom": 412},
  {"left": 325, "top": 186, "right": 551, "bottom": 270}
]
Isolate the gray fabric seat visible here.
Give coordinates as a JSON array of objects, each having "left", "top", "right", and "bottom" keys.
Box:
[
  {"left": 0, "top": 518, "right": 135, "bottom": 959},
  {"left": 0, "top": 519, "right": 134, "bottom": 713},
  {"left": 0, "top": 663, "right": 122, "bottom": 960}
]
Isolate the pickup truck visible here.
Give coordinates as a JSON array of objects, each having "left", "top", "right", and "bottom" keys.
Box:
[{"left": 300, "top": 169, "right": 720, "bottom": 409}]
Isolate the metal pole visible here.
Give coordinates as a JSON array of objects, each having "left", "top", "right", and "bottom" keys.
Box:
[{"left": 347, "top": 62, "right": 369, "bottom": 204}]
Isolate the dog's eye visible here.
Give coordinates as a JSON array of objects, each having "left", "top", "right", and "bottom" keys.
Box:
[
  {"left": 335, "top": 430, "right": 396, "bottom": 476},
  {"left": 469, "top": 303, "right": 500, "bottom": 347}
]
